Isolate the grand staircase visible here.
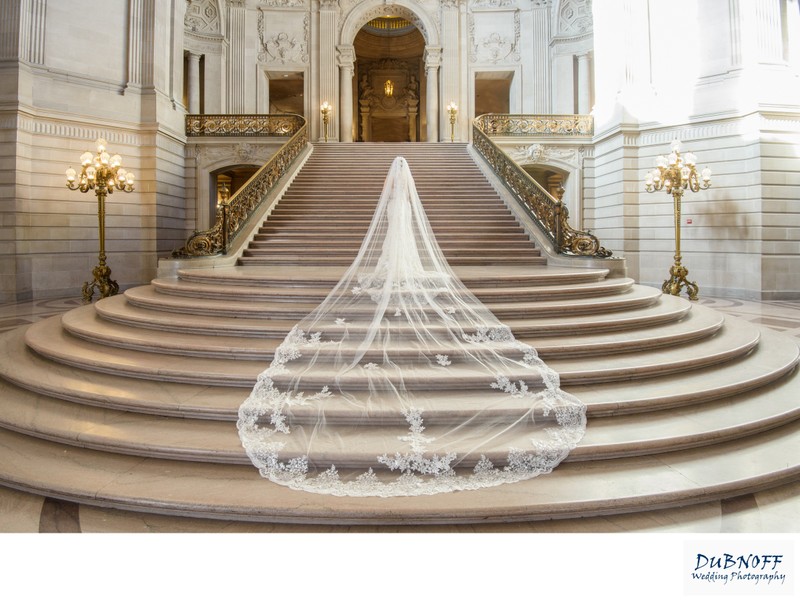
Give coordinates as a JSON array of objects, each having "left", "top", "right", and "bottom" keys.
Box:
[{"left": 0, "top": 143, "right": 798, "bottom": 526}]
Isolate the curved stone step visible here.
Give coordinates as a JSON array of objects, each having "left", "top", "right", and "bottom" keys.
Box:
[
  {"left": 0, "top": 417, "right": 797, "bottom": 523},
  {"left": 3, "top": 320, "right": 795, "bottom": 421},
  {"left": 1, "top": 367, "right": 798, "bottom": 468},
  {"left": 174, "top": 265, "right": 608, "bottom": 288},
  {"left": 63, "top": 300, "right": 720, "bottom": 362},
  {"left": 22, "top": 312, "right": 761, "bottom": 388},
  {"left": 121, "top": 283, "right": 661, "bottom": 320},
  {"left": 148, "top": 276, "right": 631, "bottom": 304},
  {"left": 93, "top": 290, "right": 687, "bottom": 339}
]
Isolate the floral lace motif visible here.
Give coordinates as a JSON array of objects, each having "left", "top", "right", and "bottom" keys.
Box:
[{"left": 238, "top": 330, "right": 586, "bottom": 498}]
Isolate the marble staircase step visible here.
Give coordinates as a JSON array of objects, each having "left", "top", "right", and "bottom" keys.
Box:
[
  {"left": 21, "top": 311, "right": 763, "bottom": 388},
  {"left": 172, "top": 265, "right": 609, "bottom": 289},
  {"left": 1, "top": 367, "right": 799, "bottom": 469},
  {"left": 92, "top": 288, "right": 686, "bottom": 339},
  {"left": 58, "top": 300, "right": 720, "bottom": 361},
  {"left": 0, "top": 413, "right": 798, "bottom": 523},
  {"left": 120, "top": 283, "right": 660, "bottom": 320},
  {"left": 147, "top": 276, "right": 631, "bottom": 303},
  {"left": 2, "top": 324, "right": 795, "bottom": 422}
]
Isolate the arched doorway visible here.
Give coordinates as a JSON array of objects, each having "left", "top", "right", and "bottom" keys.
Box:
[
  {"left": 338, "top": 1, "right": 441, "bottom": 142},
  {"left": 353, "top": 17, "right": 425, "bottom": 142}
]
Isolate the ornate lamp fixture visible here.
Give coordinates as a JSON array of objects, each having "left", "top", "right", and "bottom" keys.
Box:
[
  {"left": 644, "top": 139, "right": 711, "bottom": 300},
  {"left": 384, "top": 79, "right": 394, "bottom": 97},
  {"left": 320, "top": 101, "right": 332, "bottom": 142},
  {"left": 446, "top": 101, "right": 458, "bottom": 143},
  {"left": 66, "top": 137, "right": 135, "bottom": 303}
]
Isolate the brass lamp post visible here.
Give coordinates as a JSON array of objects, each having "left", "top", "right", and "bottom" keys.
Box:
[
  {"left": 320, "top": 101, "right": 332, "bottom": 142},
  {"left": 66, "top": 137, "right": 135, "bottom": 303},
  {"left": 446, "top": 101, "right": 458, "bottom": 142},
  {"left": 644, "top": 139, "right": 711, "bottom": 300}
]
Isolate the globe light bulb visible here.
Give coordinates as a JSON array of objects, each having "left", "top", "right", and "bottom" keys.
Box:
[
  {"left": 65, "top": 167, "right": 76, "bottom": 182},
  {"left": 668, "top": 152, "right": 677, "bottom": 165},
  {"left": 684, "top": 152, "right": 696, "bottom": 166},
  {"left": 125, "top": 172, "right": 135, "bottom": 185},
  {"left": 86, "top": 166, "right": 96, "bottom": 180},
  {"left": 100, "top": 151, "right": 110, "bottom": 165},
  {"left": 656, "top": 156, "right": 667, "bottom": 168},
  {"left": 80, "top": 152, "right": 93, "bottom": 166},
  {"left": 96, "top": 138, "right": 107, "bottom": 153},
  {"left": 110, "top": 154, "right": 121, "bottom": 168},
  {"left": 701, "top": 167, "right": 711, "bottom": 181}
]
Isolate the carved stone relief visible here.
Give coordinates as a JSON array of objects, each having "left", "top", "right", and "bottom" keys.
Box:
[
  {"left": 471, "top": 0, "right": 516, "bottom": 8},
  {"left": 557, "top": 0, "right": 593, "bottom": 36},
  {"left": 468, "top": 10, "right": 520, "bottom": 64},
  {"left": 258, "top": 9, "right": 310, "bottom": 64},
  {"left": 260, "top": 0, "right": 306, "bottom": 7},
  {"left": 185, "top": 0, "right": 221, "bottom": 34},
  {"left": 509, "top": 143, "right": 582, "bottom": 168}
]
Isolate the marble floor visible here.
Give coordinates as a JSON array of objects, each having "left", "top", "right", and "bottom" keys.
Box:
[{"left": 0, "top": 294, "right": 799, "bottom": 534}]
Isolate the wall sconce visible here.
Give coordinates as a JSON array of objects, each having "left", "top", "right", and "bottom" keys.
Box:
[
  {"left": 320, "top": 101, "right": 332, "bottom": 142},
  {"left": 644, "top": 139, "right": 712, "bottom": 300},
  {"left": 384, "top": 79, "right": 394, "bottom": 97},
  {"left": 65, "top": 137, "right": 135, "bottom": 303}
]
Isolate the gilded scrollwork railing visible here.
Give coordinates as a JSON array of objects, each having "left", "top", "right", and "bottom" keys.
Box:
[
  {"left": 474, "top": 113, "right": 594, "bottom": 137},
  {"left": 185, "top": 113, "right": 305, "bottom": 137},
  {"left": 173, "top": 115, "right": 308, "bottom": 257},
  {"left": 472, "top": 116, "right": 611, "bottom": 258}
]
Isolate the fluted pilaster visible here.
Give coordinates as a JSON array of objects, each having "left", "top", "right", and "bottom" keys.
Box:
[
  {"left": 530, "top": 3, "right": 550, "bottom": 112},
  {"left": 19, "top": 0, "right": 46, "bottom": 65},
  {"left": 319, "top": 1, "right": 338, "bottom": 141},
  {"left": 227, "top": 2, "right": 247, "bottom": 113},
  {"left": 127, "top": 0, "right": 155, "bottom": 87}
]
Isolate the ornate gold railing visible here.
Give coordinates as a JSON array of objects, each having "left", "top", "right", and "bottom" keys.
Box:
[
  {"left": 472, "top": 116, "right": 611, "bottom": 257},
  {"left": 474, "top": 113, "right": 593, "bottom": 137},
  {"left": 185, "top": 113, "right": 305, "bottom": 137},
  {"left": 174, "top": 115, "right": 308, "bottom": 257}
]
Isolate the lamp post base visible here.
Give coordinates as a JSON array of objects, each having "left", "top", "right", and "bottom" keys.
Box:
[
  {"left": 662, "top": 261, "right": 698, "bottom": 301},
  {"left": 82, "top": 261, "right": 119, "bottom": 303}
]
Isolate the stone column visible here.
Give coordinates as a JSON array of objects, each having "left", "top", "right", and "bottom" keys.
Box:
[
  {"left": 424, "top": 46, "right": 441, "bottom": 142},
  {"left": 576, "top": 52, "right": 592, "bottom": 114},
  {"left": 319, "top": 0, "right": 338, "bottom": 141},
  {"left": 187, "top": 51, "right": 201, "bottom": 114},
  {"left": 337, "top": 45, "right": 355, "bottom": 143}
]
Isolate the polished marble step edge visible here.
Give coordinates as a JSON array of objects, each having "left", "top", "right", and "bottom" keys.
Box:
[
  {"left": 0, "top": 362, "right": 798, "bottom": 467},
  {"left": 2, "top": 323, "right": 794, "bottom": 421},
  {"left": 22, "top": 312, "right": 762, "bottom": 388},
  {"left": 0, "top": 420, "right": 798, "bottom": 524},
  {"left": 93, "top": 291, "right": 686, "bottom": 339},
  {"left": 173, "top": 265, "right": 609, "bottom": 288},
  {"left": 147, "top": 277, "right": 632, "bottom": 304},
  {"left": 237, "top": 252, "right": 547, "bottom": 268},
  {"left": 62, "top": 300, "right": 719, "bottom": 362},
  {"left": 121, "top": 284, "right": 659, "bottom": 320}
]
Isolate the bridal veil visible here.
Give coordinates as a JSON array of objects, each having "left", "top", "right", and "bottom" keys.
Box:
[{"left": 237, "top": 156, "right": 586, "bottom": 497}]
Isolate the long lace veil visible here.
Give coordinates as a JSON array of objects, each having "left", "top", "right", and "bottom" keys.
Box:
[{"left": 238, "top": 156, "right": 586, "bottom": 497}]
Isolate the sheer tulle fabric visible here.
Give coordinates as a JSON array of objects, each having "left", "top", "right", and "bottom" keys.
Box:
[{"left": 238, "top": 156, "right": 586, "bottom": 497}]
